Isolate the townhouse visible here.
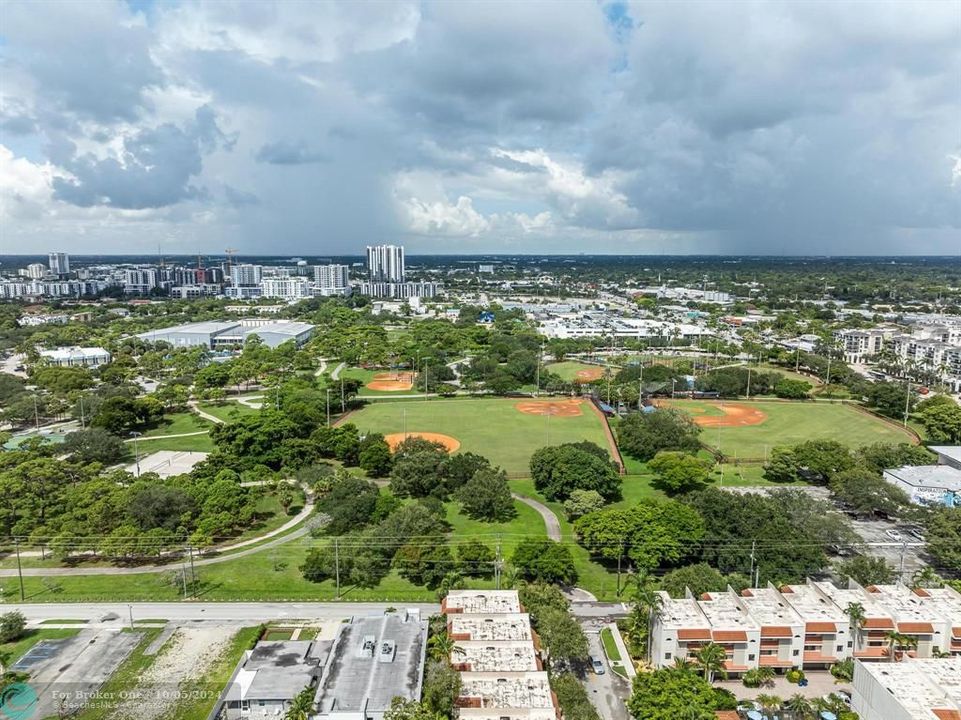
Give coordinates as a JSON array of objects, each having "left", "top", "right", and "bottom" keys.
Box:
[
  {"left": 649, "top": 581, "right": 961, "bottom": 675},
  {"left": 442, "top": 590, "right": 559, "bottom": 720}
]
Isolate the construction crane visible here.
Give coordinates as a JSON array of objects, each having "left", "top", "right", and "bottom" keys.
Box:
[{"left": 225, "top": 248, "right": 238, "bottom": 276}]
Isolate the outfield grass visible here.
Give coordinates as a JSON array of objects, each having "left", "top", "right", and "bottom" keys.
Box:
[
  {"left": 346, "top": 397, "right": 611, "bottom": 475},
  {"left": 134, "top": 433, "right": 216, "bottom": 453},
  {"left": 445, "top": 497, "right": 545, "bottom": 556},
  {"left": 662, "top": 399, "right": 914, "bottom": 460},
  {"left": 756, "top": 363, "right": 823, "bottom": 386},
  {"left": 544, "top": 361, "right": 609, "bottom": 382}
]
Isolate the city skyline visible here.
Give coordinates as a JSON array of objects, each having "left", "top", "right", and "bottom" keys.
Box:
[{"left": 0, "top": 1, "right": 958, "bottom": 257}]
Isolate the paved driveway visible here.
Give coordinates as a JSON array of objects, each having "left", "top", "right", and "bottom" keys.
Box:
[
  {"left": 13, "top": 628, "right": 143, "bottom": 718},
  {"left": 581, "top": 620, "right": 631, "bottom": 720}
]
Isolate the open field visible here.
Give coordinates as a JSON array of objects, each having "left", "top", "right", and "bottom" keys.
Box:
[
  {"left": 659, "top": 399, "right": 915, "bottom": 460},
  {"left": 144, "top": 411, "right": 212, "bottom": 437},
  {"left": 344, "top": 397, "right": 612, "bottom": 474},
  {"left": 544, "top": 361, "right": 608, "bottom": 382},
  {"left": 133, "top": 433, "right": 215, "bottom": 453},
  {"left": 197, "top": 401, "right": 261, "bottom": 423}
]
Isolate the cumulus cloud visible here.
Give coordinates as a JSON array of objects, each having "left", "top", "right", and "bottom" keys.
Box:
[
  {"left": 1, "top": 0, "right": 958, "bottom": 254},
  {"left": 402, "top": 195, "right": 491, "bottom": 237}
]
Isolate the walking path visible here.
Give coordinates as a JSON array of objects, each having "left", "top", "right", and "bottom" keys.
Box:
[
  {"left": 330, "top": 362, "right": 346, "bottom": 380},
  {"left": 236, "top": 395, "right": 263, "bottom": 409},
  {"left": 512, "top": 494, "right": 561, "bottom": 541},
  {"left": 125, "top": 431, "right": 209, "bottom": 442},
  {"left": 0, "top": 491, "right": 316, "bottom": 577},
  {"left": 188, "top": 401, "right": 224, "bottom": 425},
  {"left": 314, "top": 358, "right": 328, "bottom": 377}
]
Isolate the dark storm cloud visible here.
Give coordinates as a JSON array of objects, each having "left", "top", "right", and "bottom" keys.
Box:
[
  {"left": 53, "top": 107, "right": 226, "bottom": 209},
  {"left": 1, "top": 0, "right": 958, "bottom": 254}
]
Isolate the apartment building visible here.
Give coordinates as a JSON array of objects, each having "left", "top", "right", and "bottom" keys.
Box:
[
  {"left": 367, "top": 244, "right": 405, "bottom": 282},
  {"left": 832, "top": 327, "right": 893, "bottom": 363},
  {"left": 357, "top": 281, "right": 441, "bottom": 299},
  {"left": 649, "top": 581, "right": 961, "bottom": 675},
  {"left": 230, "top": 263, "right": 263, "bottom": 287},
  {"left": 48, "top": 251, "right": 70, "bottom": 275},
  {"left": 442, "top": 590, "right": 558, "bottom": 720},
  {"left": 313, "top": 264, "right": 350, "bottom": 295},
  {"left": 852, "top": 657, "right": 961, "bottom": 720},
  {"left": 259, "top": 276, "right": 311, "bottom": 300}
]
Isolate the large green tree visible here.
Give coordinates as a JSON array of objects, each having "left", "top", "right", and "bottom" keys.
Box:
[
  {"left": 648, "top": 451, "right": 712, "bottom": 495},
  {"left": 529, "top": 442, "right": 622, "bottom": 502},
  {"left": 627, "top": 667, "right": 736, "bottom": 720},
  {"left": 457, "top": 468, "right": 515, "bottom": 522},
  {"left": 616, "top": 409, "right": 701, "bottom": 462}
]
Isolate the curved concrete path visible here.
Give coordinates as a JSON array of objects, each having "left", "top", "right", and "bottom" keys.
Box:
[
  {"left": 188, "top": 401, "right": 225, "bottom": 425},
  {"left": 0, "top": 492, "right": 316, "bottom": 578},
  {"left": 512, "top": 493, "right": 561, "bottom": 541},
  {"left": 330, "top": 362, "right": 346, "bottom": 380}
]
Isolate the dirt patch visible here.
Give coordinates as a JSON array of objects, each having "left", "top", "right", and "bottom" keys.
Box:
[
  {"left": 662, "top": 401, "right": 767, "bottom": 427},
  {"left": 385, "top": 432, "right": 461, "bottom": 452},
  {"left": 515, "top": 399, "right": 585, "bottom": 417},
  {"left": 112, "top": 626, "right": 235, "bottom": 720},
  {"left": 574, "top": 367, "right": 605, "bottom": 382},
  {"left": 367, "top": 371, "right": 415, "bottom": 392}
]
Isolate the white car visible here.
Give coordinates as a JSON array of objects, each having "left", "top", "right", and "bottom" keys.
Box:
[
  {"left": 885, "top": 529, "right": 902, "bottom": 541},
  {"left": 589, "top": 655, "right": 605, "bottom": 675}
]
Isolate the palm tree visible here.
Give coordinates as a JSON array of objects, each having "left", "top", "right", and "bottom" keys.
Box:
[
  {"left": 672, "top": 657, "right": 696, "bottom": 672},
  {"left": 755, "top": 694, "right": 783, "bottom": 715},
  {"left": 845, "top": 601, "right": 866, "bottom": 650},
  {"left": 784, "top": 693, "right": 815, "bottom": 720},
  {"left": 427, "top": 632, "right": 464, "bottom": 662},
  {"left": 884, "top": 631, "right": 917, "bottom": 662},
  {"left": 285, "top": 687, "right": 315, "bottom": 720},
  {"left": 693, "top": 642, "right": 727, "bottom": 683},
  {"left": 626, "top": 572, "right": 663, "bottom": 660}
]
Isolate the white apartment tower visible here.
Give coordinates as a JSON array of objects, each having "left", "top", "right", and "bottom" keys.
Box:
[
  {"left": 230, "top": 263, "right": 263, "bottom": 287},
  {"left": 26, "top": 263, "right": 46, "bottom": 279},
  {"left": 366, "top": 244, "right": 405, "bottom": 282},
  {"left": 48, "top": 252, "right": 70, "bottom": 275}
]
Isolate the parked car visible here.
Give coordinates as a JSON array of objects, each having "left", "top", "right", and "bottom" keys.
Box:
[
  {"left": 589, "top": 655, "right": 605, "bottom": 674},
  {"left": 885, "top": 529, "right": 902, "bottom": 541}
]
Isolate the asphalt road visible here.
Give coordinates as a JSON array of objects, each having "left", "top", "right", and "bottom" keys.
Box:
[
  {"left": 582, "top": 620, "right": 630, "bottom": 720},
  {"left": 11, "top": 601, "right": 441, "bottom": 625}
]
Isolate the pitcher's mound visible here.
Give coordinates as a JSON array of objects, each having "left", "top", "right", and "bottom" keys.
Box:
[
  {"left": 367, "top": 371, "right": 415, "bottom": 391},
  {"left": 384, "top": 432, "right": 461, "bottom": 452},
  {"left": 574, "top": 367, "right": 605, "bottom": 382},
  {"left": 515, "top": 399, "right": 584, "bottom": 417}
]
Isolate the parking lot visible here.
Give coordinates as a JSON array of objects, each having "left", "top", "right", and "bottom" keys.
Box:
[
  {"left": 850, "top": 517, "right": 927, "bottom": 581},
  {"left": 12, "top": 629, "right": 142, "bottom": 718}
]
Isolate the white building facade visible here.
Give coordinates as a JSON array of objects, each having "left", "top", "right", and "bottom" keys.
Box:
[{"left": 366, "top": 244, "right": 405, "bottom": 282}]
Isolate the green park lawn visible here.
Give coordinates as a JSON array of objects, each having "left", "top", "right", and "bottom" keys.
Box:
[
  {"left": 543, "top": 361, "right": 609, "bottom": 382},
  {"left": 6, "top": 496, "right": 550, "bottom": 604},
  {"left": 662, "top": 399, "right": 914, "bottom": 461},
  {"left": 131, "top": 433, "right": 215, "bottom": 453},
  {"left": 345, "top": 397, "right": 611, "bottom": 475},
  {"left": 197, "top": 401, "right": 261, "bottom": 423},
  {"left": 144, "top": 411, "right": 212, "bottom": 437}
]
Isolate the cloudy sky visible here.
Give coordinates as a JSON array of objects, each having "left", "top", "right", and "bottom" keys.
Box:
[{"left": 1, "top": 0, "right": 958, "bottom": 256}]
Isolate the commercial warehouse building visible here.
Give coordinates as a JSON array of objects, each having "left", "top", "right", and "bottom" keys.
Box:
[
  {"left": 38, "top": 346, "right": 112, "bottom": 368},
  {"left": 136, "top": 319, "right": 314, "bottom": 349}
]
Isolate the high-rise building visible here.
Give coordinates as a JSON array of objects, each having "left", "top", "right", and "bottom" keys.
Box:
[
  {"left": 48, "top": 252, "right": 70, "bottom": 275},
  {"left": 124, "top": 268, "right": 159, "bottom": 294},
  {"left": 260, "top": 276, "right": 311, "bottom": 300},
  {"left": 26, "top": 263, "right": 46, "bottom": 279},
  {"left": 366, "top": 245, "right": 405, "bottom": 282},
  {"left": 230, "top": 264, "right": 263, "bottom": 287},
  {"left": 313, "top": 264, "right": 350, "bottom": 295}
]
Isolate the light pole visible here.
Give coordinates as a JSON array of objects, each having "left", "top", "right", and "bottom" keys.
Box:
[
  {"left": 326, "top": 388, "right": 331, "bottom": 427},
  {"left": 130, "top": 431, "right": 142, "bottom": 477},
  {"left": 423, "top": 357, "right": 432, "bottom": 401},
  {"left": 671, "top": 379, "right": 677, "bottom": 399},
  {"left": 903, "top": 380, "right": 912, "bottom": 428}
]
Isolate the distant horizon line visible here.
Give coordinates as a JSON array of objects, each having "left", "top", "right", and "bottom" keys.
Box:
[{"left": 2, "top": 253, "right": 960, "bottom": 260}]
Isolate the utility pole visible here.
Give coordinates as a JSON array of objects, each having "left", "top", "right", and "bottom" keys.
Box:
[
  {"left": 495, "top": 536, "right": 502, "bottom": 589},
  {"left": 33, "top": 394, "right": 40, "bottom": 432},
  {"left": 340, "top": 378, "right": 345, "bottom": 413},
  {"left": 334, "top": 537, "right": 341, "bottom": 599},
  {"left": 79, "top": 396, "right": 85, "bottom": 429},
  {"left": 188, "top": 545, "right": 196, "bottom": 585},
  {"left": 15, "top": 538, "right": 24, "bottom": 601},
  {"left": 746, "top": 366, "right": 752, "bottom": 400},
  {"left": 748, "top": 540, "right": 756, "bottom": 588},
  {"left": 326, "top": 389, "right": 331, "bottom": 427},
  {"left": 638, "top": 364, "right": 643, "bottom": 411},
  {"left": 131, "top": 431, "right": 142, "bottom": 477},
  {"left": 903, "top": 381, "right": 912, "bottom": 428},
  {"left": 898, "top": 541, "right": 907, "bottom": 582},
  {"left": 423, "top": 357, "right": 430, "bottom": 401},
  {"left": 128, "top": 605, "right": 134, "bottom": 630}
]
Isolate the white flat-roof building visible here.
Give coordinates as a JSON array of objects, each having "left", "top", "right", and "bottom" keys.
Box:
[
  {"left": 852, "top": 657, "right": 961, "bottom": 720},
  {"left": 136, "top": 320, "right": 314, "bottom": 349},
  {"left": 38, "top": 346, "right": 111, "bottom": 368},
  {"left": 883, "top": 465, "right": 961, "bottom": 507},
  {"left": 443, "top": 590, "right": 523, "bottom": 615},
  {"left": 931, "top": 446, "right": 961, "bottom": 471}
]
